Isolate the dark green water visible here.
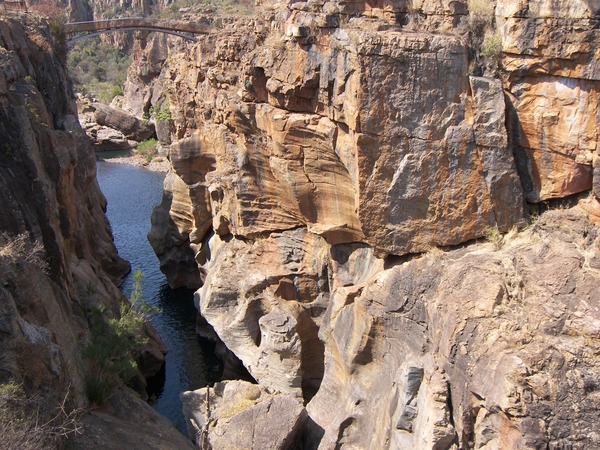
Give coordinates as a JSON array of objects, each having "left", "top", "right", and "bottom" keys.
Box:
[{"left": 96, "top": 160, "right": 221, "bottom": 433}]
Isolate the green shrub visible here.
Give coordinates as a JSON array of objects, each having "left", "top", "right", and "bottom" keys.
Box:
[
  {"left": 83, "top": 271, "right": 154, "bottom": 405},
  {"left": 467, "top": 0, "right": 495, "bottom": 43},
  {"left": 149, "top": 104, "right": 172, "bottom": 121},
  {"left": 67, "top": 38, "right": 131, "bottom": 100},
  {"left": 49, "top": 20, "right": 67, "bottom": 46}
]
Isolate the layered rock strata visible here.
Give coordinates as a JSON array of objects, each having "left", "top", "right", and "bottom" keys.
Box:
[
  {"left": 147, "top": 14, "right": 527, "bottom": 287},
  {"left": 498, "top": 0, "right": 600, "bottom": 202}
]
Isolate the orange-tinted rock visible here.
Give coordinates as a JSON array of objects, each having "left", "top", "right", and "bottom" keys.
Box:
[
  {"left": 506, "top": 76, "right": 597, "bottom": 201},
  {"left": 147, "top": 21, "right": 526, "bottom": 282}
]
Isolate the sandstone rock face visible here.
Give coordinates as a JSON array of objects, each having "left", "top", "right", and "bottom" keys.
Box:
[
  {"left": 129, "top": 0, "right": 600, "bottom": 448},
  {"left": 181, "top": 380, "right": 307, "bottom": 450},
  {"left": 196, "top": 228, "right": 329, "bottom": 400},
  {"left": 69, "top": 388, "right": 195, "bottom": 450},
  {"left": 147, "top": 13, "right": 527, "bottom": 283}
]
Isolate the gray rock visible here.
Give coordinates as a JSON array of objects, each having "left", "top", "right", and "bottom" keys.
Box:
[{"left": 69, "top": 389, "right": 195, "bottom": 450}]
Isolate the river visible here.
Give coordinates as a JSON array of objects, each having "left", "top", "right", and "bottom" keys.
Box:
[{"left": 96, "top": 160, "right": 222, "bottom": 433}]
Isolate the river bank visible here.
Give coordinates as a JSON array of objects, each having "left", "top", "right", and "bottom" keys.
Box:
[{"left": 97, "top": 152, "right": 171, "bottom": 173}]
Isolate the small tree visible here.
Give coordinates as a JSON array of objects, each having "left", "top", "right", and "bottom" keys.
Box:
[{"left": 83, "top": 271, "right": 155, "bottom": 405}]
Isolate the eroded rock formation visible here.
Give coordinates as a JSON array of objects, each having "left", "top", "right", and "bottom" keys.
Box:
[
  {"left": 307, "top": 209, "right": 600, "bottom": 449},
  {"left": 182, "top": 380, "right": 307, "bottom": 449}
]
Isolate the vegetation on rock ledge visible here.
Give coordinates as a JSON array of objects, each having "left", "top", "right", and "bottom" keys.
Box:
[{"left": 83, "top": 271, "right": 155, "bottom": 406}]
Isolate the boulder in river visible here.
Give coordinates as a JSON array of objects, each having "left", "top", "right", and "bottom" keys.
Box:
[{"left": 93, "top": 103, "right": 156, "bottom": 141}]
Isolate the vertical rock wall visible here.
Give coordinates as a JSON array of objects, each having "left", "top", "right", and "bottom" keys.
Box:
[{"left": 498, "top": 0, "right": 600, "bottom": 202}]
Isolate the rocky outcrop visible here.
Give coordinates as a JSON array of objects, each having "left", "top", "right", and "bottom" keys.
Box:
[
  {"left": 498, "top": 0, "right": 600, "bottom": 202},
  {"left": 147, "top": 15, "right": 527, "bottom": 284},
  {"left": 69, "top": 388, "right": 195, "bottom": 450},
  {"left": 195, "top": 228, "right": 329, "bottom": 400},
  {"left": 77, "top": 100, "right": 156, "bottom": 150},
  {"left": 307, "top": 208, "right": 600, "bottom": 449},
  {"left": 92, "top": 103, "right": 155, "bottom": 141}
]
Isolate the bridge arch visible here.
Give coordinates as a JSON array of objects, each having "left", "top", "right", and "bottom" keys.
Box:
[
  {"left": 66, "top": 28, "right": 198, "bottom": 46},
  {"left": 64, "top": 18, "right": 210, "bottom": 47}
]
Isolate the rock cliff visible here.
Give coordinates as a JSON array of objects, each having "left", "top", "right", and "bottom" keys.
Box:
[
  {"left": 128, "top": 0, "right": 600, "bottom": 448},
  {"left": 0, "top": 12, "right": 176, "bottom": 448}
]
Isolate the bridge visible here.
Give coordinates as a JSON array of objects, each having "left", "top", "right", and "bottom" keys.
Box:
[{"left": 64, "top": 18, "right": 212, "bottom": 46}]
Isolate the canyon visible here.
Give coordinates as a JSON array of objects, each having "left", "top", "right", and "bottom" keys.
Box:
[{"left": 1, "top": 0, "right": 600, "bottom": 448}]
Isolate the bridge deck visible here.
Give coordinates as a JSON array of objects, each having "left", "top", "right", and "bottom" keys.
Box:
[{"left": 64, "top": 18, "right": 211, "bottom": 35}]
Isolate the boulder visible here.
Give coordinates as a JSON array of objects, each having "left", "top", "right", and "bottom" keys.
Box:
[
  {"left": 181, "top": 380, "right": 307, "bottom": 450},
  {"left": 93, "top": 103, "right": 155, "bottom": 141},
  {"left": 69, "top": 389, "right": 195, "bottom": 450}
]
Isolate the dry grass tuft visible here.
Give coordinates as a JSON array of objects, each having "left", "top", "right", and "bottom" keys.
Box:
[
  {"left": 264, "top": 27, "right": 287, "bottom": 50},
  {"left": 425, "top": 245, "right": 444, "bottom": 262},
  {"left": 0, "top": 381, "right": 82, "bottom": 449},
  {"left": 467, "top": 0, "right": 494, "bottom": 16},
  {"left": 484, "top": 226, "right": 504, "bottom": 251},
  {"left": 0, "top": 232, "right": 49, "bottom": 274}
]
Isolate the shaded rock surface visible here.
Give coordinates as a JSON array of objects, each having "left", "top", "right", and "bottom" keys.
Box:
[
  {"left": 195, "top": 228, "right": 329, "bottom": 400},
  {"left": 0, "top": 12, "right": 173, "bottom": 448}
]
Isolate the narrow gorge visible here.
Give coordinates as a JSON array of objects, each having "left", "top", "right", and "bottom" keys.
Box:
[{"left": 1, "top": 0, "right": 600, "bottom": 448}]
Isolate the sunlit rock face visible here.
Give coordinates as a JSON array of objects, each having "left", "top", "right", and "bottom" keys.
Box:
[
  {"left": 146, "top": 14, "right": 527, "bottom": 284},
  {"left": 195, "top": 228, "right": 329, "bottom": 401},
  {"left": 307, "top": 209, "right": 600, "bottom": 449}
]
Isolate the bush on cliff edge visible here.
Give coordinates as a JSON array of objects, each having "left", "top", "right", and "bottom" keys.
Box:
[{"left": 83, "top": 271, "right": 155, "bottom": 405}]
